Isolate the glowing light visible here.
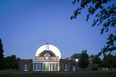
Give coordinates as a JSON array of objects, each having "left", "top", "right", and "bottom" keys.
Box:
[
  {"left": 36, "top": 44, "right": 61, "bottom": 59},
  {"left": 75, "top": 59, "right": 78, "bottom": 62}
]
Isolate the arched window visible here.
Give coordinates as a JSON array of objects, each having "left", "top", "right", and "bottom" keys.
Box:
[{"left": 44, "top": 53, "right": 50, "bottom": 60}]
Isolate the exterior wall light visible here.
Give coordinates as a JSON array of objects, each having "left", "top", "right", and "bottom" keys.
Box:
[{"left": 75, "top": 59, "right": 78, "bottom": 62}]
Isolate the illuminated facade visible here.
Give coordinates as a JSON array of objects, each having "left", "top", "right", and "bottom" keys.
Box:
[
  {"left": 33, "top": 43, "right": 60, "bottom": 71},
  {"left": 19, "top": 43, "right": 98, "bottom": 72},
  {"left": 19, "top": 43, "right": 61, "bottom": 71}
]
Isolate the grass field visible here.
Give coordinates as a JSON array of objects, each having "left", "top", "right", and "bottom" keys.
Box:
[{"left": 0, "top": 70, "right": 116, "bottom": 77}]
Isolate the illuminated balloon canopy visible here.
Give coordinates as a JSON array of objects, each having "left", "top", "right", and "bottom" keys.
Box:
[{"left": 36, "top": 44, "right": 61, "bottom": 59}]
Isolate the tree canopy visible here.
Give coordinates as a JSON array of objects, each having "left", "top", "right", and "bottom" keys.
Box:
[
  {"left": 71, "top": 0, "right": 116, "bottom": 55},
  {"left": 0, "top": 39, "right": 4, "bottom": 70},
  {"left": 90, "top": 55, "right": 102, "bottom": 67},
  {"left": 102, "top": 53, "right": 114, "bottom": 68},
  {"left": 0, "top": 38, "right": 20, "bottom": 70},
  {"left": 4, "top": 55, "right": 20, "bottom": 70},
  {"left": 78, "top": 50, "right": 89, "bottom": 69},
  {"left": 90, "top": 53, "right": 116, "bottom": 69}
]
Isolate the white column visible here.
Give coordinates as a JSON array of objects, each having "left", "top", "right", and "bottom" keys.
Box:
[
  {"left": 58, "top": 63, "right": 59, "bottom": 71},
  {"left": 51, "top": 63, "right": 53, "bottom": 71},
  {"left": 49, "top": 63, "right": 50, "bottom": 71},
  {"left": 45, "top": 63, "right": 47, "bottom": 71}
]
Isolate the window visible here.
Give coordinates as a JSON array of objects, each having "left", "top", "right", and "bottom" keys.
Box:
[
  {"left": 34, "top": 63, "right": 36, "bottom": 70},
  {"left": 37, "top": 63, "right": 39, "bottom": 70},
  {"left": 64, "top": 64, "right": 68, "bottom": 71},
  {"left": 44, "top": 53, "right": 50, "bottom": 60},
  {"left": 46, "top": 63, "right": 49, "bottom": 71},
  {"left": 73, "top": 66, "right": 75, "bottom": 71},
  {"left": 41, "top": 63, "right": 42, "bottom": 71},
  {"left": 46, "top": 57, "right": 49, "bottom": 60},
  {"left": 24, "top": 64, "right": 28, "bottom": 71},
  {"left": 53, "top": 63, "right": 55, "bottom": 71},
  {"left": 33, "top": 63, "right": 42, "bottom": 71},
  {"left": 43, "top": 63, "right": 46, "bottom": 71},
  {"left": 56, "top": 63, "right": 58, "bottom": 71}
]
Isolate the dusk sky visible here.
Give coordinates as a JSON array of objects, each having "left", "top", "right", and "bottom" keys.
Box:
[{"left": 0, "top": 0, "right": 116, "bottom": 59}]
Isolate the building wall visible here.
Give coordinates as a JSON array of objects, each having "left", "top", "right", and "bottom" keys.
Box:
[
  {"left": 60, "top": 58, "right": 98, "bottom": 71},
  {"left": 19, "top": 59, "right": 98, "bottom": 72},
  {"left": 35, "top": 56, "right": 59, "bottom": 61},
  {"left": 19, "top": 59, "right": 33, "bottom": 72},
  {"left": 59, "top": 59, "right": 73, "bottom": 71}
]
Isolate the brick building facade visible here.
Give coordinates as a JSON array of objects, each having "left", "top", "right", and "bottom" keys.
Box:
[
  {"left": 19, "top": 43, "right": 98, "bottom": 72},
  {"left": 19, "top": 59, "right": 33, "bottom": 71},
  {"left": 59, "top": 59, "right": 73, "bottom": 71}
]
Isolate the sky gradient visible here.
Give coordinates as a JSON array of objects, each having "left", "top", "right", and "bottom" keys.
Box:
[{"left": 0, "top": 0, "right": 116, "bottom": 59}]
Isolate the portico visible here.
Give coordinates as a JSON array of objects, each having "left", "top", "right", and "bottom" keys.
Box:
[{"left": 33, "top": 60, "right": 59, "bottom": 71}]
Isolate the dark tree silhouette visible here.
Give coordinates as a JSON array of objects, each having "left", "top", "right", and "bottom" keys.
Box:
[
  {"left": 102, "top": 53, "right": 114, "bottom": 69},
  {"left": 78, "top": 50, "right": 89, "bottom": 69},
  {"left": 113, "top": 55, "right": 116, "bottom": 68},
  {"left": 4, "top": 55, "right": 20, "bottom": 70},
  {"left": 0, "top": 39, "right": 20, "bottom": 70},
  {"left": 0, "top": 39, "right": 4, "bottom": 70},
  {"left": 71, "top": 0, "right": 116, "bottom": 55},
  {"left": 90, "top": 55, "right": 102, "bottom": 67}
]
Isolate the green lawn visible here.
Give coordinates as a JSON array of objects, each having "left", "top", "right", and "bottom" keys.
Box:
[{"left": 0, "top": 70, "right": 116, "bottom": 77}]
